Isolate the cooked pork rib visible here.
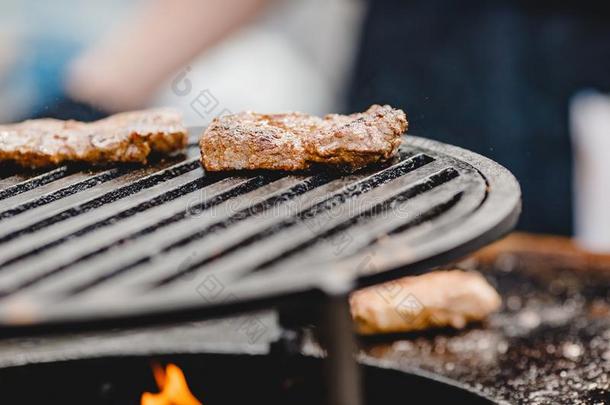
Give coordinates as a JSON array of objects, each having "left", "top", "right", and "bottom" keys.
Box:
[
  {"left": 350, "top": 270, "right": 501, "bottom": 335},
  {"left": 0, "top": 109, "right": 187, "bottom": 168},
  {"left": 200, "top": 104, "right": 408, "bottom": 171}
]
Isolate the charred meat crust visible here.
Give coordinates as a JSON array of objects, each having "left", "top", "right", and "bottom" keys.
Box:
[
  {"left": 0, "top": 109, "right": 188, "bottom": 168},
  {"left": 350, "top": 270, "right": 501, "bottom": 335},
  {"left": 200, "top": 104, "right": 408, "bottom": 171}
]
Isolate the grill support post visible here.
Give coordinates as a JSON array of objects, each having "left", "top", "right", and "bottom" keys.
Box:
[
  {"left": 274, "top": 291, "right": 363, "bottom": 405},
  {"left": 318, "top": 293, "right": 363, "bottom": 405}
]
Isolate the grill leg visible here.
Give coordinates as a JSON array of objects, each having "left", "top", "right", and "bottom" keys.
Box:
[{"left": 319, "top": 293, "right": 363, "bottom": 405}]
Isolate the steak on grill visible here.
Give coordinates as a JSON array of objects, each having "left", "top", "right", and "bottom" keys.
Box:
[
  {"left": 0, "top": 109, "right": 188, "bottom": 168},
  {"left": 350, "top": 270, "right": 501, "bottom": 334},
  {"left": 200, "top": 104, "right": 408, "bottom": 171}
]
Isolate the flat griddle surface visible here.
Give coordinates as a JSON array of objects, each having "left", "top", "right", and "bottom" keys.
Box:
[{"left": 361, "top": 240, "right": 610, "bottom": 404}]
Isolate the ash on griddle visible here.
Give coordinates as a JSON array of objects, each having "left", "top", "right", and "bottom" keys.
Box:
[{"left": 362, "top": 257, "right": 610, "bottom": 404}]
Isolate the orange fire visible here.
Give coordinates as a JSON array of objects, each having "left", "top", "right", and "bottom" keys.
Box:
[{"left": 141, "top": 363, "right": 202, "bottom": 405}]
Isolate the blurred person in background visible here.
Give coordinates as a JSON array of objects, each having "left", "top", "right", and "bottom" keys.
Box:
[
  {"left": 0, "top": 0, "right": 139, "bottom": 122},
  {"left": 0, "top": 0, "right": 363, "bottom": 123}
]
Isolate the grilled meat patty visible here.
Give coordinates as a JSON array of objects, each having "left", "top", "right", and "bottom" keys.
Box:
[
  {"left": 350, "top": 270, "right": 501, "bottom": 335},
  {"left": 200, "top": 104, "right": 408, "bottom": 171},
  {"left": 0, "top": 109, "right": 187, "bottom": 168}
]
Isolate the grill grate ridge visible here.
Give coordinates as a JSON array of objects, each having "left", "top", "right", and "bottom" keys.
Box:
[
  {"left": 147, "top": 154, "right": 436, "bottom": 285},
  {"left": 0, "top": 166, "right": 72, "bottom": 202},
  {"left": 386, "top": 191, "right": 464, "bottom": 236},
  {"left": 0, "top": 169, "right": 126, "bottom": 220},
  {"left": 0, "top": 175, "right": 273, "bottom": 295},
  {"left": 0, "top": 174, "right": 220, "bottom": 269},
  {"left": 123, "top": 154, "right": 432, "bottom": 283},
  {"left": 0, "top": 159, "right": 201, "bottom": 245},
  {"left": 159, "top": 172, "right": 338, "bottom": 254},
  {"left": 60, "top": 173, "right": 340, "bottom": 294},
  {"left": 247, "top": 167, "right": 461, "bottom": 274}
]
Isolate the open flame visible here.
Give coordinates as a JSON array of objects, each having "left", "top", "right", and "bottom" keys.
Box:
[{"left": 141, "top": 363, "right": 202, "bottom": 405}]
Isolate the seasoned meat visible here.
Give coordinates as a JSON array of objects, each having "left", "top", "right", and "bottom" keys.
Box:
[
  {"left": 350, "top": 270, "right": 501, "bottom": 335},
  {"left": 0, "top": 109, "right": 188, "bottom": 168},
  {"left": 200, "top": 111, "right": 310, "bottom": 171},
  {"left": 200, "top": 104, "right": 407, "bottom": 171}
]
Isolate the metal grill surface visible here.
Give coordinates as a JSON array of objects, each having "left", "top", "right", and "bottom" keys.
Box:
[{"left": 0, "top": 129, "right": 520, "bottom": 334}]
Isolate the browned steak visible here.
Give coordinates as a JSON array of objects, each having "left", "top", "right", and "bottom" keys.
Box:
[
  {"left": 350, "top": 270, "right": 501, "bottom": 335},
  {"left": 0, "top": 109, "right": 188, "bottom": 168},
  {"left": 200, "top": 104, "right": 408, "bottom": 171}
]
